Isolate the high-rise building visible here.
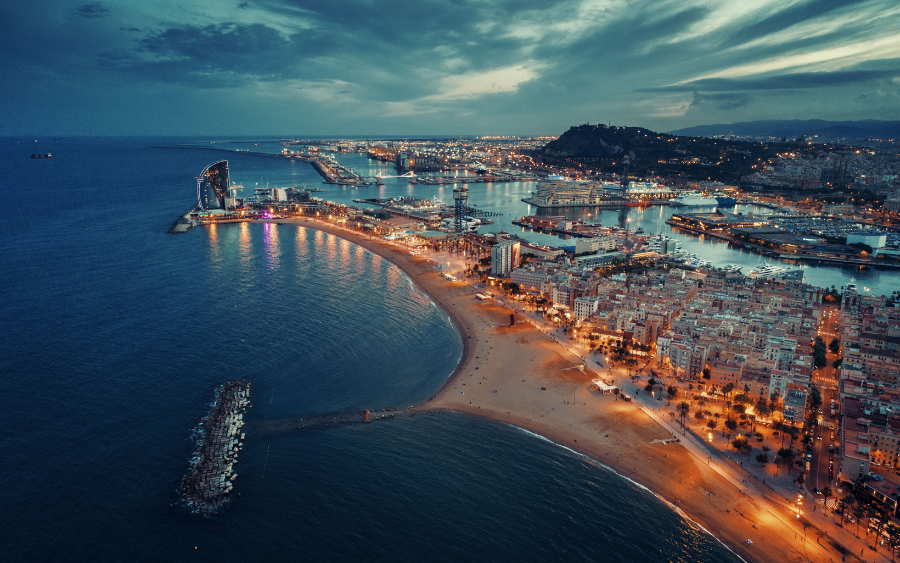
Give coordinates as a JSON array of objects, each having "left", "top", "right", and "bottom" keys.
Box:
[
  {"left": 491, "top": 241, "right": 520, "bottom": 277},
  {"left": 197, "top": 161, "right": 230, "bottom": 211}
]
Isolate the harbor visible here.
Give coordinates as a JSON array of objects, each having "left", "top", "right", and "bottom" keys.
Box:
[{"left": 181, "top": 380, "right": 251, "bottom": 515}]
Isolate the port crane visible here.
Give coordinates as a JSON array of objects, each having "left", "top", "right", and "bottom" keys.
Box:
[{"left": 373, "top": 172, "right": 417, "bottom": 185}]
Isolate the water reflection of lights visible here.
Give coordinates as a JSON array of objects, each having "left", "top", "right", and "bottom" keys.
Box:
[{"left": 263, "top": 222, "right": 280, "bottom": 271}]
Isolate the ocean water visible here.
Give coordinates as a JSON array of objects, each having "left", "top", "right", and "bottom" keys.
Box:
[{"left": 1, "top": 137, "right": 740, "bottom": 562}]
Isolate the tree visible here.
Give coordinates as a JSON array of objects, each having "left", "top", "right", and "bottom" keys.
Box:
[
  {"left": 853, "top": 503, "right": 866, "bottom": 535},
  {"left": 755, "top": 397, "right": 771, "bottom": 419},
  {"left": 677, "top": 401, "right": 690, "bottom": 427},
  {"left": 837, "top": 496, "right": 853, "bottom": 528},
  {"left": 889, "top": 524, "right": 900, "bottom": 561},
  {"left": 829, "top": 338, "right": 841, "bottom": 354},
  {"left": 822, "top": 487, "right": 833, "bottom": 514},
  {"left": 769, "top": 392, "right": 782, "bottom": 415},
  {"left": 732, "top": 437, "right": 748, "bottom": 452},
  {"left": 724, "top": 419, "right": 737, "bottom": 436},
  {"left": 722, "top": 382, "right": 735, "bottom": 398},
  {"left": 809, "top": 387, "right": 823, "bottom": 411},
  {"left": 667, "top": 385, "right": 678, "bottom": 405},
  {"left": 707, "top": 419, "right": 717, "bottom": 432},
  {"left": 813, "top": 338, "right": 828, "bottom": 369},
  {"left": 694, "top": 410, "right": 705, "bottom": 420},
  {"left": 833, "top": 357, "right": 843, "bottom": 369},
  {"left": 776, "top": 448, "right": 795, "bottom": 475},
  {"left": 756, "top": 452, "right": 769, "bottom": 465}
]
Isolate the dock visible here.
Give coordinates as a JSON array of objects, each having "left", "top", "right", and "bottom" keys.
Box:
[
  {"left": 181, "top": 380, "right": 251, "bottom": 514},
  {"left": 520, "top": 197, "right": 632, "bottom": 209}
]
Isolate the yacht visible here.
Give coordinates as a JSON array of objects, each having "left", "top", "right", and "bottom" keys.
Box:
[
  {"left": 645, "top": 234, "right": 682, "bottom": 254},
  {"left": 748, "top": 262, "right": 789, "bottom": 279},
  {"left": 668, "top": 192, "right": 718, "bottom": 207},
  {"left": 721, "top": 264, "right": 743, "bottom": 273},
  {"left": 845, "top": 278, "right": 858, "bottom": 292}
]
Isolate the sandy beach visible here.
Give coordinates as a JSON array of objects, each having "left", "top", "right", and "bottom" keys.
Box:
[{"left": 275, "top": 217, "right": 852, "bottom": 563}]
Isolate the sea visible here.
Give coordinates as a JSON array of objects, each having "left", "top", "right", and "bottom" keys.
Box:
[{"left": 1, "top": 135, "right": 790, "bottom": 562}]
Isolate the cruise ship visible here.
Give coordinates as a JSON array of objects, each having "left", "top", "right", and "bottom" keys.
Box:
[
  {"left": 668, "top": 192, "right": 718, "bottom": 207},
  {"left": 625, "top": 182, "right": 674, "bottom": 199}
]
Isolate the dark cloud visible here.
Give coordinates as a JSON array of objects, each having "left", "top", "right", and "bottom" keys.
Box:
[
  {"left": 689, "top": 92, "right": 753, "bottom": 110},
  {"left": 648, "top": 65, "right": 900, "bottom": 92},
  {"left": 75, "top": 3, "right": 109, "bottom": 19},
  {"left": 238, "top": 2, "right": 251, "bottom": 8}
]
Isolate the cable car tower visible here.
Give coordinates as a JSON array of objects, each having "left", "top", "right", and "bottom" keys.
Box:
[{"left": 453, "top": 185, "right": 469, "bottom": 233}]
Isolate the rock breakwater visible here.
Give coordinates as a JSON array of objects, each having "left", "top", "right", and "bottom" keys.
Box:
[{"left": 181, "top": 380, "right": 250, "bottom": 514}]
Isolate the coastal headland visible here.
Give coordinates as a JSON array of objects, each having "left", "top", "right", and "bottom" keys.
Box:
[{"left": 260, "top": 217, "right": 848, "bottom": 563}]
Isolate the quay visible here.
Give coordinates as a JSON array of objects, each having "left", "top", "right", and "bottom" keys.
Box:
[
  {"left": 181, "top": 380, "right": 251, "bottom": 514},
  {"left": 513, "top": 215, "right": 602, "bottom": 238},
  {"left": 520, "top": 197, "right": 633, "bottom": 209},
  {"left": 158, "top": 144, "right": 370, "bottom": 187},
  {"left": 665, "top": 219, "right": 783, "bottom": 257},
  {"left": 416, "top": 175, "right": 532, "bottom": 185},
  {"left": 779, "top": 253, "right": 900, "bottom": 269}
]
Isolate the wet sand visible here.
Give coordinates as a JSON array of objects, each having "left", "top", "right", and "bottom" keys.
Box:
[{"left": 273, "top": 217, "right": 847, "bottom": 563}]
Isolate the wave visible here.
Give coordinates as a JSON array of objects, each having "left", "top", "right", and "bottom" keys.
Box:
[{"left": 511, "top": 424, "right": 748, "bottom": 563}]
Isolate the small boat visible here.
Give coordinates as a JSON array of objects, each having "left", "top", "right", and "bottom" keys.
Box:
[{"left": 30, "top": 153, "right": 52, "bottom": 158}]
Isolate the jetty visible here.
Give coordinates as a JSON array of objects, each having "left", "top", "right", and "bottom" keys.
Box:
[{"left": 181, "top": 380, "right": 251, "bottom": 514}]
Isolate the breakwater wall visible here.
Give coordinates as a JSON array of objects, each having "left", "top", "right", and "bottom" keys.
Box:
[
  {"left": 181, "top": 380, "right": 251, "bottom": 514},
  {"left": 246, "top": 407, "right": 451, "bottom": 437}
]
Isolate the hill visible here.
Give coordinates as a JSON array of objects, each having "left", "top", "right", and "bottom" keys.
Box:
[
  {"left": 538, "top": 124, "right": 806, "bottom": 183},
  {"left": 668, "top": 119, "right": 900, "bottom": 141}
]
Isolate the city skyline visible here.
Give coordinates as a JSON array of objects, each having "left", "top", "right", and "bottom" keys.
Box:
[{"left": 2, "top": 0, "right": 899, "bottom": 136}]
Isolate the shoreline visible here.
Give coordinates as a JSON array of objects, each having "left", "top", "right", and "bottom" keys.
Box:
[{"left": 251, "top": 217, "right": 847, "bottom": 563}]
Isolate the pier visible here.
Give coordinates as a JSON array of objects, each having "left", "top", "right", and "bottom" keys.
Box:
[
  {"left": 779, "top": 254, "right": 900, "bottom": 269},
  {"left": 181, "top": 380, "right": 251, "bottom": 514},
  {"left": 520, "top": 197, "right": 632, "bottom": 209}
]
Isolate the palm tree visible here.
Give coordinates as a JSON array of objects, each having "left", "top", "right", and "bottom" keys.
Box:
[
  {"left": 889, "top": 524, "right": 900, "bottom": 562},
  {"left": 821, "top": 487, "right": 833, "bottom": 515},
  {"left": 677, "top": 401, "right": 690, "bottom": 428},
  {"left": 853, "top": 503, "right": 866, "bottom": 536},
  {"left": 837, "top": 496, "right": 852, "bottom": 527}
]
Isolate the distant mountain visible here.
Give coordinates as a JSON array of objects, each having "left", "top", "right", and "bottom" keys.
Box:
[
  {"left": 539, "top": 123, "right": 799, "bottom": 183},
  {"left": 668, "top": 120, "right": 900, "bottom": 141}
]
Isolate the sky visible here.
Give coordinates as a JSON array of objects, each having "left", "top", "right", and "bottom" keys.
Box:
[{"left": 2, "top": 0, "right": 899, "bottom": 136}]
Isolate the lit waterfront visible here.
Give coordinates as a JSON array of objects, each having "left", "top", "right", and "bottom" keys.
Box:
[{"left": 222, "top": 143, "right": 899, "bottom": 297}]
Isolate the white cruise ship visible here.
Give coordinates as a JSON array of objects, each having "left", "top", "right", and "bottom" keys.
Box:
[
  {"left": 625, "top": 181, "right": 674, "bottom": 198},
  {"left": 668, "top": 192, "right": 718, "bottom": 207}
]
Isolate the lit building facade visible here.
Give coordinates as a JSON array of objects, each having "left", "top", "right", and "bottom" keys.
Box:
[
  {"left": 491, "top": 241, "right": 520, "bottom": 277},
  {"left": 197, "top": 161, "right": 230, "bottom": 211}
]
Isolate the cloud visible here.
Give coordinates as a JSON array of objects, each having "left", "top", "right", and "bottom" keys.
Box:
[
  {"left": 428, "top": 64, "right": 542, "bottom": 101},
  {"left": 75, "top": 3, "right": 109, "bottom": 18},
  {"left": 650, "top": 65, "right": 900, "bottom": 91},
  {"left": 238, "top": 2, "right": 251, "bottom": 7},
  {"left": 689, "top": 92, "right": 753, "bottom": 110}
]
